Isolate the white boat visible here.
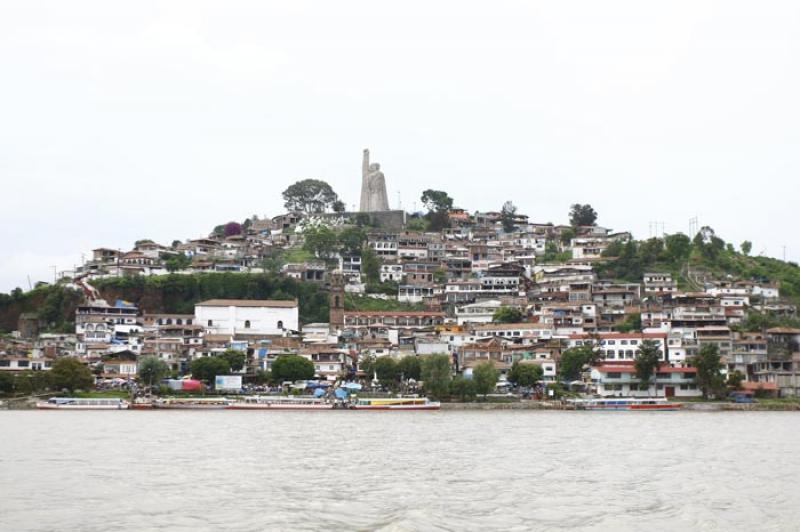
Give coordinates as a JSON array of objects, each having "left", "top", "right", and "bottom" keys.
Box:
[
  {"left": 350, "top": 397, "right": 441, "bottom": 411},
  {"left": 151, "top": 397, "right": 230, "bottom": 409},
  {"left": 569, "top": 397, "right": 682, "bottom": 411},
  {"left": 226, "top": 396, "right": 334, "bottom": 410},
  {"left": 36, "top": 397, "right": 130, "bottom": 410}
]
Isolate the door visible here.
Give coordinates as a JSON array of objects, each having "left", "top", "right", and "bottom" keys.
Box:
[{"left": 665, "top": 386, "right": 675, "bottom": 398}]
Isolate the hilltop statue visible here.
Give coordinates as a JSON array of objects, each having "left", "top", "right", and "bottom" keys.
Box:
[{"left": 359, "top": 148, "right": 390, "bottom": 212}]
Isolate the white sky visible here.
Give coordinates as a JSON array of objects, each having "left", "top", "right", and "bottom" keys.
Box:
[{"left": 1, "top": 0, "right": 798, "bottom": 291}]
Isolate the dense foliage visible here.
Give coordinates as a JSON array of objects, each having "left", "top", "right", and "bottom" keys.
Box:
[
  {"left": 92, "top": 273, "right": 330, "bottom": 324},
  {"left": 492, "top": 307, "right": 524, "bottom": 323},
  {"left": 191, "top": 356, "right": 231, "bottom": 384},
  {"left": 569, "top": 204, "right": 598, "bottom": 226},
  {"left": 138, "top": 356, "right": 170, "bottom": 385},
  {"left": 421, "top": 354, "right": 452, "bottom": 400},
  {"left": 51, "top": 357, "right": 94, "bottom": 392},
  {"left": 689, "top": 344, "right": 725, "bottom": 399},
  {"left": 472, "top": 361, "right": 499, "bottom": 397},
  {"left": 507, "top": 360, "right": 543, "bottom": 387},
  {"left": 282, "top": 179, "right": 340, "bottom": 214},
  {"left": 271, "top": 355, "right": 315, "bottom": 382}
]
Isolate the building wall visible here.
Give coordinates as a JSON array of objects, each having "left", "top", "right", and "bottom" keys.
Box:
[{"left": 196, "top": 305, "right": 299, "bottom": 335}]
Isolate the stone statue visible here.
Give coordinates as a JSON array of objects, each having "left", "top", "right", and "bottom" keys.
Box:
[{"left": 359, "top": 148, "right": 390, "bottom": 212}]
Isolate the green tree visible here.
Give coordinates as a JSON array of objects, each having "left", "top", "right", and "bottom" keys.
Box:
[
  {"left": 500, "top": 201, "right": 517, "bottom": 233},
  {"left": 421, "top": 354, "right": 452, "bottom": 400},
  {"left": 221, "top": 349, "right": 247, "bottom": 372},
  {"left": 727, "top": 370, "right": 745, "bottom": 390},
  {"left": 0, "top": 372, "right": 13, "bottom": 394},
  {"left": 634, "top": 340, "right": 662, "bottom": 395},
  {"left": 373, "top": 356, "right": 400, "bottom": 388},
  {"left": 137, "top": 356, "right": 170, "bottom": 387},
  {"left": 560, "top": 227, "right": 577, "bottom": 246},
  {"left": 271, "top": 355, "right": 315, "bottom": 382},
  {"left": 614, "top": 313, "right": 642, "bottom": 333},
  {"left": 361, "top": 247, "right": 381, "bottom": 284},
  {"left": 421, "top": 189, "right": 454, "bottom": 231},
  {"left": 741, "top": 241, "right": 753, "bottom": 256},
  {"left": 472, "top": 361, "right": 499, "bottom": 398},
  {"left": 558, "top": 344, "right": 600, "bottom": 381},
  {"left": 303, "top": 226, "right": 339, "bottom": 259},
  {"left": 51, "top": 357, "right": 94, "bottom": 392},
  {"left": 397, "top": 355, "right": 422, "bottom": 381},
  {"left": 359, "top": 354, "right": 376, "bottom": 378},
  {"left": 254, "top": 370, "right": 272, "bottom": 385},
  {"left": 492, "top": 307, "right": 524, "bottom": 324},
  {"left": 332, "top": 200, "right": 346, "bottom": 213},
  {"left": 507, "top": 360, "right": 543, "bottom": 388},
  {"left": 338, "top": 227, "right": 367, "bottom": 256},
  {"left": 449, "top": 376, "right": 476, "bottom": 401},
  {"left": 569, "top": 204, "right": 598, "bottom": 226},
  {"left": 665, "top": 233, "right": 692, "bottom": 262},
  {"left": 421, "top": 189, "right": 454, "bottom": 212},
  {"left": 282, "top": 179, "right": 340, "bottom": 214},
  {"left": 165, "top": 254, "right": 192, "bottom": 272},
  {"left": 690, "top": 344, "right": 724, "bottom": 399},
  {"left": 191, "top": 356, "right": 231, "bottom": 385}
]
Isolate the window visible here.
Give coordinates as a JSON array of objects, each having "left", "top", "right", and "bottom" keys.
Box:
[
  {"left": 621, "top": 340, "right": 629, "bottom": 345},
  {"left": 207, "top": 320, "right": 213, "bottom": 327},
  {"left": 17, "top": 360, "right": 29, "bottom": 367},
  {"left": 244, "top": 320, "right": 251, "bottom": 329},
  {"left": 277, "top": 320, "right": 284, "bottom": 330},
  {"left": 606, "top": 372, "right": 622, "bottom": 378},
  {"left": 0, "top": 360, "right": 9, "bottom": 367}
]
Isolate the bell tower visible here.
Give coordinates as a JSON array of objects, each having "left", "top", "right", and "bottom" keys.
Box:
[{"left": 329, "top": 273, "right": 345, "bottom": 333}]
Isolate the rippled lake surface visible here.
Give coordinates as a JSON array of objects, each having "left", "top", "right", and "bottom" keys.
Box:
[{"left": 1, "top": 411, "right": 800, "bottom": 531}]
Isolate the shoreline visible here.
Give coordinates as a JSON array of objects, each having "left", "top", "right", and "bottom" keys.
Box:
[
  {"left": 440, "top": 401, "right": 800, "bottom": 411},
  {"left": 4, "top": 400, "right": 800, "bottom": 411}
]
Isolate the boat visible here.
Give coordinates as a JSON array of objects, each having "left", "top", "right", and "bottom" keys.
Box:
[
  {"left": 131, "top": 398, "right": 154, "bottom": 409},
  {"left": 569, "top": 397, "right": 682, "bottom": 411},
  {"left": 349, "top": 397, "right": 441, "bottom": 411},
  {"left": 36, "top": 397, "right": 130, "bottom": 410},
  {"left": 226, "top": 395, "right": 334, "bottom": 410},
  {"left": 151, "top": 397, "right": 231, "bottom": 409}
]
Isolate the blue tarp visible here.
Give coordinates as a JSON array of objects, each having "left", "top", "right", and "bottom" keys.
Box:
[
  {"left": 313, "top": 388, "right": 326, "bottom": 398},
  {"left": 334, "top": 388, "right": 349, "bottom": 399},
  {"left": 342, "top": 382, "right": 362, "bottom": 390}
]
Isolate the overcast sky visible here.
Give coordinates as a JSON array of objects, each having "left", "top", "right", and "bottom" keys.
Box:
[{"left": 1, "top": 1, "right": 798, "bottom": 292}]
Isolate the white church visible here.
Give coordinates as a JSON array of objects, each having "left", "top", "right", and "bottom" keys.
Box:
[{"left": 194, "top": 299, "right": 299, "bottom": 336}]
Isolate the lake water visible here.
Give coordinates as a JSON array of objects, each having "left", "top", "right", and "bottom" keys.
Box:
[{"left": 1, "top": 411, "right": 799, "bottom": 531}]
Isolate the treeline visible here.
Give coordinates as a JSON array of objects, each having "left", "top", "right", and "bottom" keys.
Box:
[
  {"left": 598, "top": 228, "right": 800, "bottom": 304},
  {"left": 0, "top": 284, "right": 82, "bottom": 333},
  {"left": 91, "top": 273, "right": 330, "bottom": 324}
]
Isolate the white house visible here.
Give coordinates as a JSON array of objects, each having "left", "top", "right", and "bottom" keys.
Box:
[{"left": 195, "top": 299, "right": 299, "bottom": 336}]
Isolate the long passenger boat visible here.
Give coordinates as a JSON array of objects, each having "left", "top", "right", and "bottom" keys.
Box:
[
  {"left": 570, "top": 397, "right": 682, "bottom": 411},
  {"left": 36, "top": 397, "right": 130, "bottom": 410},
  {"left": 350, "top": 397, "right": 441, "bottom": 411},
  {"left": 226, "top": 396, "right": 334, "bottom": 410},
  {"left": 151, "top": 397, "right": 230, "bottom": 409}
]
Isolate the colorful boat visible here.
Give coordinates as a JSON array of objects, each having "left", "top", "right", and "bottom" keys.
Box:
[
  {"left": 350, "top": 397, "right": 441, "bottom": 411},
  {"left": 36, "top": 397, "right": 130, "bottom": 410},
  {"left": 570, "top": 397, "right": 682, "bottom": 411},
  {"left": 226, "top": 396, "right": 334, "bottom": 410},
  {"left": 151, "top": 397, "right": 230, "bottom": 409}
]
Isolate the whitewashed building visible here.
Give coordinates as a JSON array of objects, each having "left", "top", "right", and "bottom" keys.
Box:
[{"left": 195, "top": 299, "right": 299, "bottom": 336}]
